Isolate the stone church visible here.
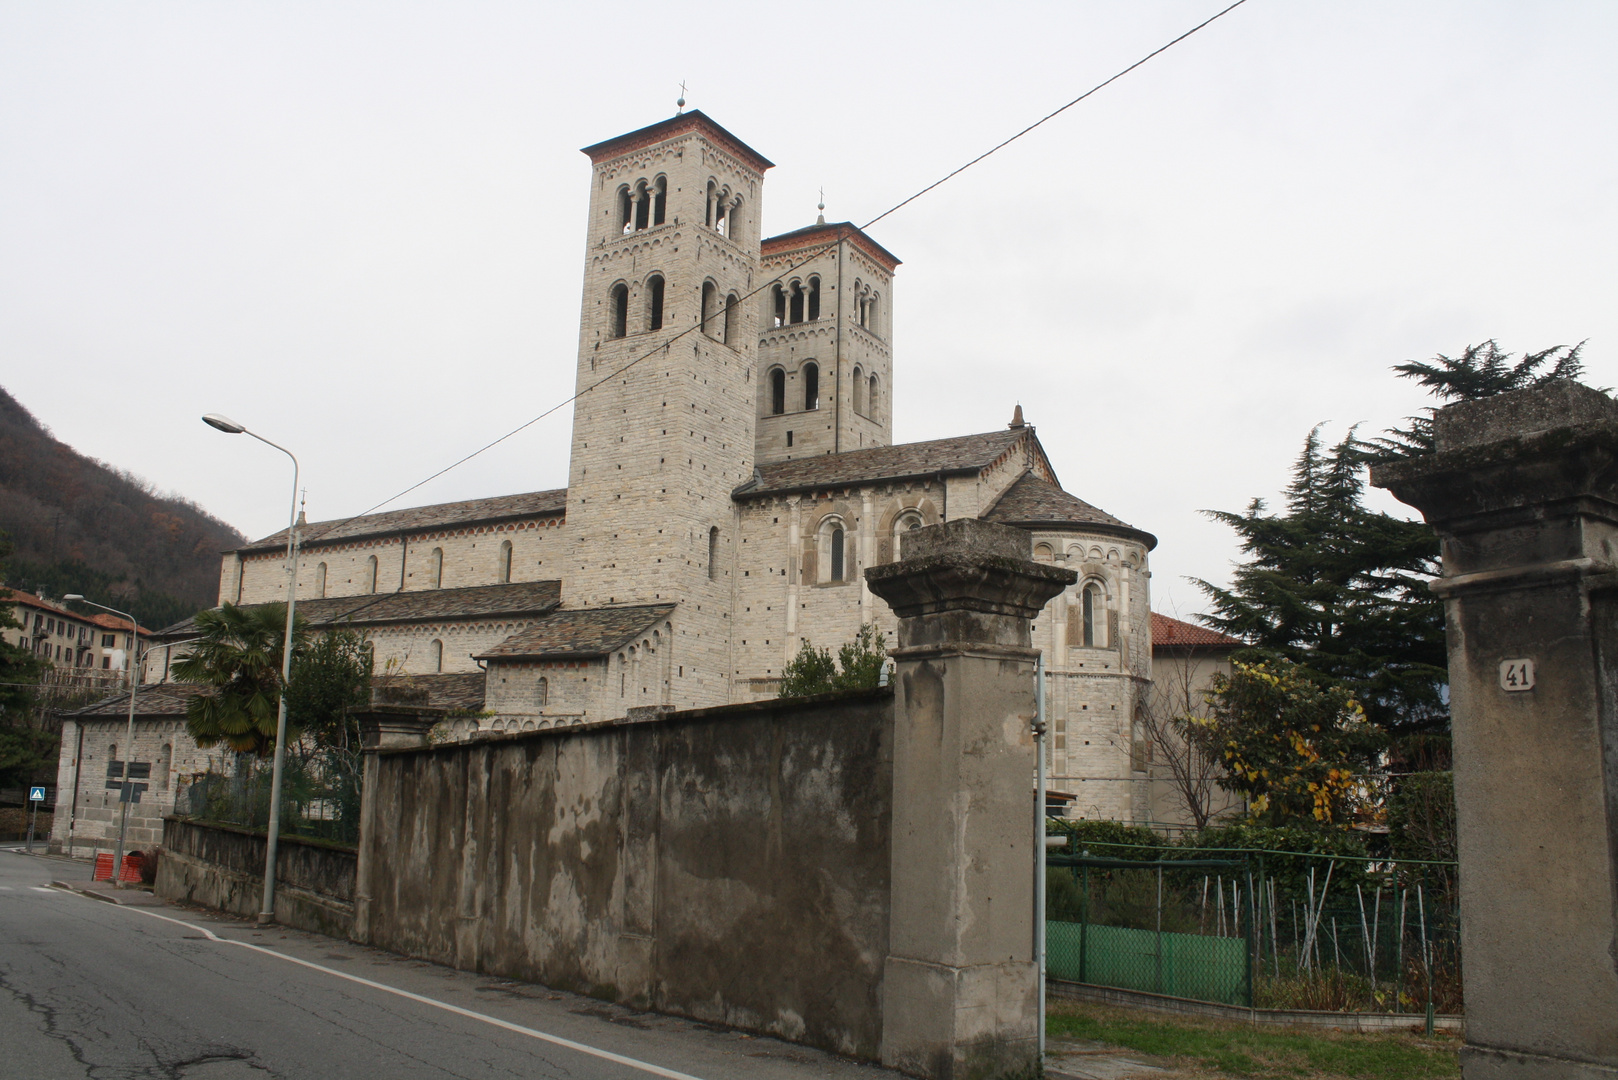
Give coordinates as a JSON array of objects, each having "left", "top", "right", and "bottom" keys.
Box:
[{"left": 144, "top": 109, "right": 1161, "bottom": 824}]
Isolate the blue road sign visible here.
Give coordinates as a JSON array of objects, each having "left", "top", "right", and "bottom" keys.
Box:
[{"left": 29, "top": 786, "right": 46, "bottom": 802}]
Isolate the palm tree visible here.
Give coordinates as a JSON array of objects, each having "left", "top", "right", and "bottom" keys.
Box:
[{"left": 172, "top": 603, "right": 309, "bottom": 756}]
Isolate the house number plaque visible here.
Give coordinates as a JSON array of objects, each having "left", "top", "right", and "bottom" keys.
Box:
[{"left": 1499, "top": 659, "right": 1536, "bottom": 692}]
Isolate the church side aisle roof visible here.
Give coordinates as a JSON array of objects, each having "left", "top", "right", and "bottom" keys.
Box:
[
  {"left": 63, "top": 681, "right": 210, "bottom": 718},
  {"left": 981, "top": 472, "right": 1157, "bottom": 549},
  {"left": 237, "top": 489, "right": 567, "bottom": 554},
  {"left": 476, "top": 603, "right": 678, "bottom": 662},
  {"left": 152, "top": 580, "right": 563, "bottom": 639},
  {"left": 734, "top": 429, "right": 1037, "bottom": 499}
]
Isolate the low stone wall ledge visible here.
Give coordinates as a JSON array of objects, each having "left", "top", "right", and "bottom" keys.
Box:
[{"left": 1047, "top": 979, "right": 1464, "bottom": 1034}]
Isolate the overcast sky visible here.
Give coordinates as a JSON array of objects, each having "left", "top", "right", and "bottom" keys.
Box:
[{"left": 3, "top": 1, "right": 1614, "bottom": 616}]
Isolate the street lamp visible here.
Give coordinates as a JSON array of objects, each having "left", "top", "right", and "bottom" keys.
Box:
[
  {"left": 62, "top": 595, "right": 140, "bottom": 888},
  {"left": 202, "top": 413, "right": 300, "bottom": 927}
]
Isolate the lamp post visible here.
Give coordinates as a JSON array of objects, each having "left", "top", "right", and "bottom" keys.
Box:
[
  {"left": 202, "top": 413, "right": 300, "bottom": 927},
  {"left": 61, "top": 596, "right": 140, "bottom": 888}
]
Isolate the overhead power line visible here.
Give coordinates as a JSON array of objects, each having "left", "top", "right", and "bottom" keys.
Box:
[{"left": 301, "top": 0, "right": 1251, "bottom": 545}]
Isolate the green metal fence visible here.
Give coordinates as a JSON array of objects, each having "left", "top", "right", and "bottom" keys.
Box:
[{"left": 1047, "top": 854, "right": 1253, "bottom": 1005}]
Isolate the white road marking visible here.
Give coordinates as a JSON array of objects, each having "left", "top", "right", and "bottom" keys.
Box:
[
  {"left": 100, "top": 902, "right": 710, "bottom": 1080},
  {"left": 30, "top": 886, "right": 55, "bottom": 892},
  {"left": 0, "top": 885, "right": 14, "bottom": 890}
]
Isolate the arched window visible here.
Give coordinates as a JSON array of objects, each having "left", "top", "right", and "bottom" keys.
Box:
[
  {"left": 618, "top": 185, "right": 633, "bottom": 233},
  {"left": 701, "top": 281, "right": 718, "bottom": 338},
  {"left": 430, "top": 547, "right": 444, "bottom": 589},
  {"left": 646, "top": 274, "right": 665, "bottom": 332},
  {"left": 802, "top": 362, "right": 819, "bottom": 411},
  {"left": 772, "top": 284, "right": 786, "bottom": 328},
  {"left": 867, "top": 292, "right": 880, "bottom": 333},
  {"left": 608, "top": 282, "right": 628, "bottom": 339},
  {"left": 852, "top": 366, "right": 866, "bottom": 415},
  {"left": 789, "top": 281, "right": 805, "bottom": 324},
  {"left": 1081, "top": 583, "right": 1103, "bottom": 647},
  {"left": 651, "top": 177, "right": 666, "bottom": 227},
  {"left": 365, "top": 554, "right": 378, "bottom": 594},
  {"left": 156, "top": 744, "right": 172, "bottom": 790},
  {"left": 429, "top": 639, "right": 443, "bottom": 673},
  {"left": 537, "top": 677, "right": 549, "bottom": 707},
  {"left": 770, "top": 368, "right": 785, "bottom": 415},
  {"left": 1034, "top": 543, "right": 1054, "bottom": 562},
  {"left": 830, "top": 528, "right": 845, "bottom": 582},
  {"left": 498, "top": 539, "right": 512, "bottom": 584},
  {"left": 708, "top": 526, "right": 720, "bottom": 581},
  {"left": 724, "top": 293, "right": 739, "bottom": 346},
  {"left": 806, "top": 276, "right": 821, "bottom": 321},
  {"left": 868, "top": 375, "right": 879, "bottom": 417},
  {"left": 314, "top": 562, "right": 327, "bottom": 599},
  {"left": 893, "top": 510, "right": 924, "bottom": 559}
]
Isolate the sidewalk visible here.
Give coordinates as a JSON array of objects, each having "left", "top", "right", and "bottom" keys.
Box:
[{"left": 49, "top": 874, "right": 169, "bottom": 906}]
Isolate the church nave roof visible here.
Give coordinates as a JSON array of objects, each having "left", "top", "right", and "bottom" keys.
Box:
[
  {"left": 733, "top": 428, "right": 1043, "bottom": 499},
  {"left": 237, "top": 488, "right": 567, "bottom": 554}
]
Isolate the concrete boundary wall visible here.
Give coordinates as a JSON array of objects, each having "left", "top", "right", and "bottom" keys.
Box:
[
  {"left": 155, "top": 817, "right": 356, "bottom": 938},
  {"left": 353, "top": 690, "right": 897, "bottom": 1060}
]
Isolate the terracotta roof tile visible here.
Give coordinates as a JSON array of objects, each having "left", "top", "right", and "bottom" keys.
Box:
[
  {"left": 152, "top": 580, "right": 563, "bottom": 638},
  {"left": 1151, "top": 612, "right": 1243, "bottom": 650},
  {"left": 982, "top": 473, "right": 1156, "bottom": 549},
  {"left": 736, "top": 429, "right": 1028, "bottom": 498},
  {"left": 477, "top": 603, "right": 678, "bottom": 661},
  {"left": 240, "top": 489, "right": 566, "bottom": 552}
]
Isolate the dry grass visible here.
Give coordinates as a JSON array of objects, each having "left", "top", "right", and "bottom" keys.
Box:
[{"left": 1047, "top": 999, "right": 1460, "bottom": 1079}]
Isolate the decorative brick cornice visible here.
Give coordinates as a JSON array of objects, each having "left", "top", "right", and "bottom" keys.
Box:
[
  {"left": 581, "top": 110, "right": 773, "bottom": 174},
  {"left": 761, "top": 222, "right": 901, "bottom": 274}
]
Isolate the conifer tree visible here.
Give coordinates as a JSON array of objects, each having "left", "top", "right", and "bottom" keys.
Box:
[{"left": 1196, "top": 427, "right": 1447, "bottom": 735}]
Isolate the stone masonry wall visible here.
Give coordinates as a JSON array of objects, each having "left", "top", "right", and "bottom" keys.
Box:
[{"left": 51, "top": 717, "right": 230, "bottom": 856}]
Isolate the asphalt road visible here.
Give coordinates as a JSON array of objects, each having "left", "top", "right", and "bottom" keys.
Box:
[{"left": 0, "top": 848, "right": 893, "bottom": 1080}]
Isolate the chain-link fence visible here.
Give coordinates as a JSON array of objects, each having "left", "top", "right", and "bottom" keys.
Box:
[
  {"left": 175, "top": 749, "right": 360, "bottom": 846},
  {"left": 1047, "top": 846, "right": 1461, "bottom": 1014}
]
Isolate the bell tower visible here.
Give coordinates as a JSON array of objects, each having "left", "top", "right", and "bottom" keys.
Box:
[{"left": 564, "top": 111, "right": 772, "bottom": 705}]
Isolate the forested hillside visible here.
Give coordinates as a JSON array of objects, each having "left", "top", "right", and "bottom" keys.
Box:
[{"left": 0, "top": 386, "right": 244, "bottom": 629}]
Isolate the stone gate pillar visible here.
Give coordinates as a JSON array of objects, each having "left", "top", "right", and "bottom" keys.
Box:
[
  {"left": 866, "top": 518, "right": 1075, "bottom": 1080},
  {"left": 351, "top": 691, "right": 445, "bottom": 945},
  {"left": 1372, "top": 381, "right": 1618, "bottom": 1080}
]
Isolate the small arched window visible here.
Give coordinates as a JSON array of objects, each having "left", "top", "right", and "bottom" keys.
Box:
[
  {"left": 868, "top": 375, "right": 879, "bottom": 417},
  {"left": 772, "top": 284, "right": 786, "bottom": 328},
  {"left": 651, "top": 177, "right": 666, "bottom": 227},
  {"left": 770, "top": 368, "right": 786, "bottom": 415},
  {"left": 803, "top": 362, "right": 820, "bottom": 411},
  {"left": 430, "top": 547, "right": 444, "bottom": 589},
  {"left": 618, "top": 186, "right": 633, "bottom": 233},
  {"left": 852, "top": 366, "right": 866, "bottom": 415},
  {"left": 724, "top": 292, "right": 739, "bottom": 346},
  {"left": 830, "top": 528, "right": 845, "bottom": 582},
  {"left": 646, "top": 274, "right": 665, "bottom": 332},
  {"left": 314, "top": 562, "right": 327, "bottom": 599},
  {"left": 537, "top": 676, "right": 549, "bottom": 707},
  {"left": 429, "top": 639, "right": 443, "bottom": 673},
  {"left": 365, "top": 554, "right": 378, "bottom": 594},
  {"left": 701, "top": 281, "right": 718, "bottom": 338},
  {"left": 788, "top": 281, "right": 805, "bottom": 324},
  {"left": 806, "top": 277, "right": 821, "bottom": 321},
  {"left": 498, "top": 539, "right": 512, "bottom": 584},
  {"left": 867, "top": 292, "right": 880, "bottom": 333},
  {"left": 708, "top": 526, "right": 720, "bottom": 581},
  {"left": 609, "top": 283, "right": 628, "bottom": 339},
  {"left": 156, "top": 744, "right": 172, "bottom": 790},
  {"left": 1082, "top": 583, "right": 1103, "bottom": 647}
]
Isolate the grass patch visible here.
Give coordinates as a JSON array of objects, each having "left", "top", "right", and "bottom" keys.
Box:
[{"left": 1046, "top": 1000, "right": 1459, "bottom": 1079}]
